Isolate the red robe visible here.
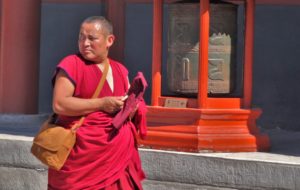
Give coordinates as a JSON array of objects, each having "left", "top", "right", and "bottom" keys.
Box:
[{"left": 48, "top": 54, "right": 145, "bottom": 190}]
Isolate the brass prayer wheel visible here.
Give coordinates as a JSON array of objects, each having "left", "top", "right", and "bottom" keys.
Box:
[{"left": 167, "top": 3, "right": 238, "bottom": 95}]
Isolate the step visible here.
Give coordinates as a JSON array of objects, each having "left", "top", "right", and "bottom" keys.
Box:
[{"left": 0, "top": 114, "right": 299, "bottom": 190}]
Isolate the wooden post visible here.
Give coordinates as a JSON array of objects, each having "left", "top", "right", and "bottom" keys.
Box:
[
  {"left": 151, "top": 0, "right": 163, "bottom": 106},
  {"left": 243, "top": 0, "right": 255, "bottom": 108},
  {"left": 198, "top": 0, "right": 210, "bottom": 108},
  {"left": 0, "top": 0, "right": 41, "bottom": 113},
  {"left": 105, "top": 0, "right": 126, "bottom": 62}
]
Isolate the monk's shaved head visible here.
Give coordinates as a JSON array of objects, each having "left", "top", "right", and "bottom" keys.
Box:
[{"left": 81, "top": 16, "right": 113, "bottom": 36}]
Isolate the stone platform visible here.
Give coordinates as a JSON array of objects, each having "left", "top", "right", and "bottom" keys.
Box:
[{"left": 0, "top": 114, "right": 299, "bottom": 190}]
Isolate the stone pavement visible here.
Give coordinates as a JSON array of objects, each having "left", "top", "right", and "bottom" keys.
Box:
[{"left": 0, "top": 114, "right": 299, "bottom": 189}]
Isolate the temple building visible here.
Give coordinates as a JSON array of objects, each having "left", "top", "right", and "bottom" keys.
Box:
[{"left": 0, "top": 0, "right": 300, "bottom": 189}]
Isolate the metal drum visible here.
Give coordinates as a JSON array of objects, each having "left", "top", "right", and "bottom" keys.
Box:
[{"left": 167, "top": 3, "right": 237, "bottom": 95}]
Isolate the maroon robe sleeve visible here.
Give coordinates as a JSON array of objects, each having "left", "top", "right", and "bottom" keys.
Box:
[{"left": 52, "top": 54, "right": 83, "bottom": 97}]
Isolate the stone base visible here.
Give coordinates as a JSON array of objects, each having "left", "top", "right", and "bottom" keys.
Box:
[{"left": 138, "top": 106, "right": 270, "bottom": 152}]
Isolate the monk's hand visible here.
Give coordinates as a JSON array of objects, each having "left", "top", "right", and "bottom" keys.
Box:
[{"left": 100, "top": 96, "right": 124, "bottom": 114}]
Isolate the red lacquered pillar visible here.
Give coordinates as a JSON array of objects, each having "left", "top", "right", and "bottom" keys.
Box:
[
  {"left": 151, "top": 0, "right": 163, "bottom": 106},
  {"left": 198, "top": 0, "right": 210, "bottom": 108},
  {"left": 106, "top": 0, "right": 125, "bottom": 62},
  {"left": 243, "top": 0, "right": 255, "bottom": 108},
  {"left": 0, "top": 0, "right": 41, "bottom": 113}
]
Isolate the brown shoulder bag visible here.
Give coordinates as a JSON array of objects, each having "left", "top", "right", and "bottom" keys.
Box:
[{"left": 31, "top": 60, "right": 109, "bottom": 171}]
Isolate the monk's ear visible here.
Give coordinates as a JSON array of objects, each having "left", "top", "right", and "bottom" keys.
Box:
[{"left": 106, "top": 34, "right": 115, "bottom": 48}]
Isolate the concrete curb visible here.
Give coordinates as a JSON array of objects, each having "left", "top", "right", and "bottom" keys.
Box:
[
  {"left": 142, "top": 180, "right": 237, "bottom": 190},
  {"left": 0, "top": 136, "right": 299, "bottom": 189},
  {"left": 140, "top": 149, "right": 300, "bottom": 190}
]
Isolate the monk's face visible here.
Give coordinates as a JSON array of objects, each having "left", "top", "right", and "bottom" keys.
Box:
[{"left": 78, "top": 22, "right": 114, "bottom": 63}]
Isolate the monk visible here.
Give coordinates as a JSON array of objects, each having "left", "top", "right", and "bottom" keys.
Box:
[{"left": 48, "top": 16, "right": 146, "bottom": 190}]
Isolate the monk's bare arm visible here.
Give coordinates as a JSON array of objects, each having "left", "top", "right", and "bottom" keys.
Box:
[{"left": 52, "top": 70, "right": 124, "bottom": 116}]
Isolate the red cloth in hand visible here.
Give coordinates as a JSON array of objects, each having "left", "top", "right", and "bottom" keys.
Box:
[{"left": 112, "top": 72, "right": 147, "bottom": 139}]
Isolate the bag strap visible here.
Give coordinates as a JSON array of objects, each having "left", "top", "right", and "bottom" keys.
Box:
[
  {"left": 91, "top": 59, "right": 110, "bottom": 99},
  {"left": 71, "top": 59, "right": 109, "bottom": 131}
]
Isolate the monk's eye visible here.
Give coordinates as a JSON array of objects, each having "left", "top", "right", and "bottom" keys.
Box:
[{"left": 88, "top": 36, "right": 98, "bottom": 41}]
